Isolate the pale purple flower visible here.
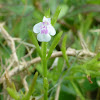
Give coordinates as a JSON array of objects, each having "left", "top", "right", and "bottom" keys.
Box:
[{"left": 33, "top": 16, "right": 56, "bottom": 42}]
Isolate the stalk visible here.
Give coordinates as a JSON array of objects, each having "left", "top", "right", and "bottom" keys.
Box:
[
  {"left": 42, "top": 42, "right": 48, "bottom": 100},
  {"left": 71, "top": 81, "right": 85, "bottom": 100}
]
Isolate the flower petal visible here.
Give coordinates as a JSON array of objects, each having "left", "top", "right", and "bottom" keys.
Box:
[
  {"left": 33, "top": 22, "right": 42, "bottom": 33},
  {"left": 37, "top": 33, "right": 51, "bottom": 42},
  {"left": 43, "top": 16, "right": 51, "bottom": 23},
  {"left": 48, "top": 25, "right": 56, "bottom": 36}
]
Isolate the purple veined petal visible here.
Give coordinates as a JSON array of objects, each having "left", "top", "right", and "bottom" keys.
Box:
[
  {"left": 43, "top": 16, "right": 51, "bottom": 23},
  {"left": 41, "top": 26, "right": 49, "bottom": 34},
  {"left": 48, "top": 24, "right": 56, "bottom": 36},
  {"left": 33, "top": 22, "right": 42, "bottom": 33},
  {"left": 37, "top": 33, "right": 51, "bottom": 42}
]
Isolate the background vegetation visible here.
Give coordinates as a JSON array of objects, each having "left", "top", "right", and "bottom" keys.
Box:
[{"left": 0, "top": 0, "right": 100, "bottom": 100}]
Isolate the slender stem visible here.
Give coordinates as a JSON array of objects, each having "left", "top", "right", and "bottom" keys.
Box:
[
  {"left": 71, "top": 81, "right": 85, "bottom": 100},
  {"left": 42, "top": 42, "right": 48, "bottom": 100}
]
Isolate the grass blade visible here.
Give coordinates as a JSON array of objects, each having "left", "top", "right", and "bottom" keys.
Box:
[
  {"left": 28, "top": 30, "right": 42, "bottom": 57},
  {"left": 47, "top": 31, "right": 63, "bottom": 59},
  {"left": 51, "top": 6, "right": 61, "bottom": 26},
  {"left": 61, "top": 34, "right": 70, "bottom": 68}
]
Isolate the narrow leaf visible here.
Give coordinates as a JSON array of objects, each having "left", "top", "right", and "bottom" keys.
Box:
[
  {"left": 79, "top": 14, "right": 93, "bottom": 35},
  {"left": 28, "top": 30, "right": 42, "bottom": 57},
  {"left": 51, "top": 6, "right": 61, "bottom": 26},
  {"left": 42, "top": 42, "right": 47, "bottom": 77},
  {"left": 6, "top": 87, "right": 20, "bottom": 100},
  {"left": 44, "top": 8, "right": 50, "bottom": 18},
  {"left": 47, "top": 31, "right": 63, "bottom": 59},
  {"left": 61, "top": 34, "right": 70, "bottom": 68},
  {"left": 71, "top": 81, "right": 85, "bottom": 100},
  {"left": 23, "top": 72, "right": 38, "bottom": 100}
]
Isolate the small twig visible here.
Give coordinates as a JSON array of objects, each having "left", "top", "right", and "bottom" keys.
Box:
[
  {"left": 1, "top": 61, "right": 14, "bottom": 78},
  {"left": 3, "top": 81, "right": 7, "bottom": 100},
  {"left": 78, "top": 31, "right": 89, "bottom": 51},
  {"left": 0, "top": 58, "right": 4, "bottom": 76},
  {"left": 22, "top": 75, "right": 29, "bottom": 92},
  {"left": 90, "top": 29, "right": 100, "bottom": 33},
  {"left": 55, "top": 84, "right": 61, "bottom": 100},
  {"left": 13, "top": 38, "right": 35, "bottom": 48},
  {"left": 0, "top": 23, "right": 18, "bottom": 64},
  {"left": 0, "top": 48, "right": 96, "bottom": 84},
  {"left": 22, "top": 47, "right": 34, "bottom": 60}
]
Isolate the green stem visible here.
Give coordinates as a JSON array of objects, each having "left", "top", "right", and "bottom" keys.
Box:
[
  {"left": 71, "top": 81, "right": 85, "bottom": 100},
  {"left": 42, "top": 42, "right": 48, "bottom": 100}
]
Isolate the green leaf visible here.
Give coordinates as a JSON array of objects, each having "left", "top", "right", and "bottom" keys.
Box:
[
  {"left": 61, "top": 34, "right": 70, "bottom": 68},
  {"left": 6, "top": 87, "right": 20, "bottom": 100},
  {"left": 88, "top": 0, "right": 100, "bottom": 4},
  {"left": 57, "top": 57, "right": 64, "bottom": 74},
  {"left": 67, "top": 5, "right": 100, "bottom": 17},
  {"left": 47, "top": 31, "right": 63, "bottom": 59},
  {"left": 48, "top": 57, "right": 64, "bottom": 84},
  {"left": 51, "top": 6, "right": 61, "bottom": 26},
  {"left": 71, "top": 81, "right": 85, "bottom": 100},
  {"left": 23, "top": 72, "right": 38, "bottom": 100},
  {"left": 79, "top": 14, "right": 93, "bottom": 34},
  {"left": 28, "top": 30, "right": 42, "bottom": 57},
  {"left": 16, "top": 15, "right": 32, "bottom": 59},
  {"left": 58, "top": 4, "right": 68, "bottom": 19},
  {"left": 83, "top": 78, "right": 98, "bottom": 91},
  {"left": 36, "top": 64, "right": 43, "bottom": 76},
  {"left": 7, "top": 5, "right": 33, "bottom": 16},
  {"left": 42, "top": 42, "right": 47, "bottom": 77},
  {"left": 44, "top": 8, "right": 50, "bottom": 18},
  {"left": 96, "top": 77, "right": 100, "bottom": 87}
]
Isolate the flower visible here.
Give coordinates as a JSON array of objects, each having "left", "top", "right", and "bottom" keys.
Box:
[{"left": 33, "top": 16, "right": 56, "bottom": 42}]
